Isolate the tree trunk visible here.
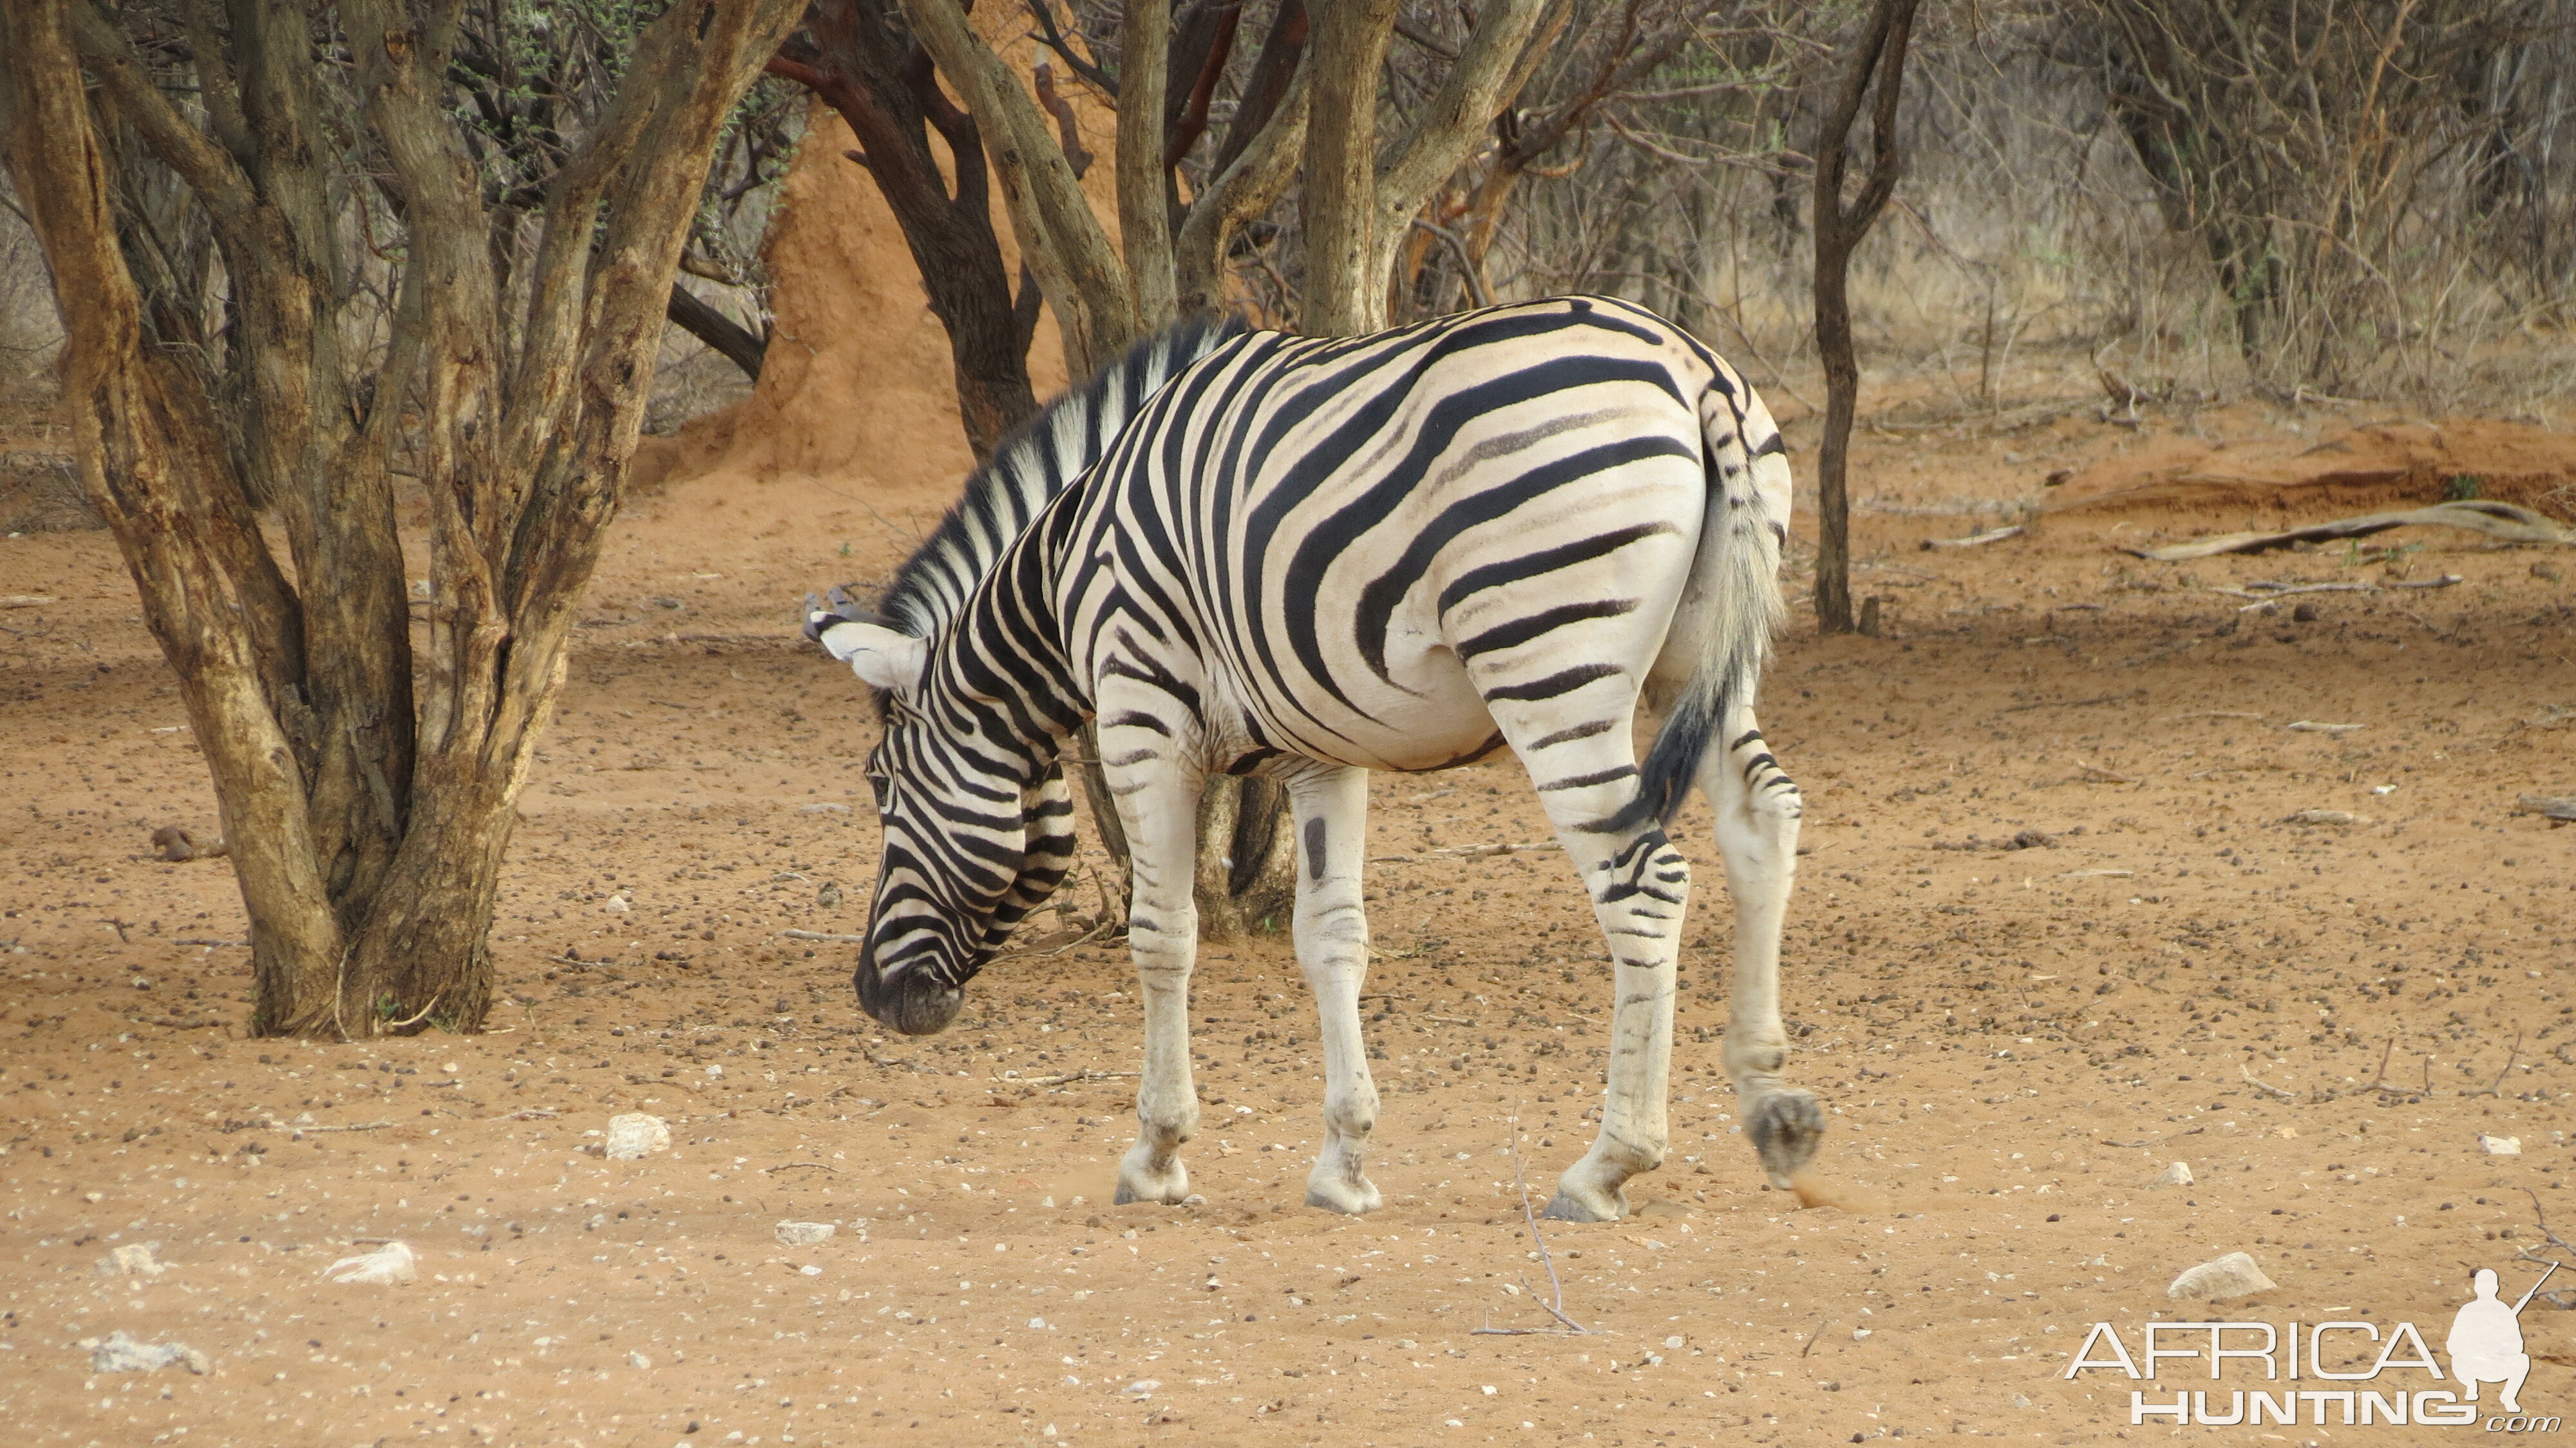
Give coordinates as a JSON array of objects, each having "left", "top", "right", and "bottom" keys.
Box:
[
  {"left": 3, "top": 0, "right": 805, "bottom": 1038},
  {"left": 1808, "top": 0, "right": 1920, "bottom": 636},
  {"left": 1298, "top": 0, "right": 1401, "bottom": 334},
  {"left": 768, "top": 0, "right": 1039, "bottom": 459},
  {"left": 900, "top": 0, "right": 1139, "bottom": 372},
  {"left": 1193, "top": 773, "right": 1298, "bottom": 942},
  {"left": 1116, "top": 0, "right": 1179, "bottom": 327}
]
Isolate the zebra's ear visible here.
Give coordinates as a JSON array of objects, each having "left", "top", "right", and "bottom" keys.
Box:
[{"left": 818, "top": 620, "right": 928, "bottom": 695}]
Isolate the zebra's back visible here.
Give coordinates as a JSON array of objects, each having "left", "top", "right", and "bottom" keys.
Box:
[{"left": 1059, "top": 296, "right": 1787, "bottom": 778}]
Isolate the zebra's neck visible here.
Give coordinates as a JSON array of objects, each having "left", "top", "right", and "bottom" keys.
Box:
[
  {"left": 876, "top": 318, "right": 1242, "bottom": 641},
  {"left": 918, "top": 515, "right": 1090, "bottom": 763}
]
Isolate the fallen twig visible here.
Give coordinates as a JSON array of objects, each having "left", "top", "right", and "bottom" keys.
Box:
[
  {"left": 781, "top": 929, "right": 869, "bottom": 943},
  {"left": 2073, "top": 760, "right": 2137, "bottom": 785},
  {"left": 1924, "top": 524, "right": 2022, "bottom": 549},
  {"left": 2362, "top": 1037, "right": 2406, "bottom": 1097},
  {"left": 1998, "top": 691, "right": 2143, "bottom": 715},
  {"left": 2239, "top": 1064, "right": 2298, "bottom": 1101},
  {"left": 1801, "top": 1319, "right": 1836, "bottom": 1358},
  {"left": 763, "top": 1161, "right": 838, "bottom": 1174},
  {"left": 2120, "top": 500, "right": 2575, "bottom": 560},
  {"left": 2284, "top": 720, "right": 2365, "bottom": 734},
  {"left": 2518, "top": 1188, "right": 2576, "bottom": 1260},
  {"left": 1473, "top": 1110, "right": 1600, "bottom": 1338},
  {"left": 1371, "top": 839, "right": 1555, "bottom": 865},
  {"left": 991, "top": 918, "right": 1117, "bottom": 963},
  {"left": 2099, "top": 1126, "right": 2206, "bottom": 1149},
  {"left": 2474, "top": 1033, "right": 2528, "bottom": 1098},
  {"left": 1005, "top": 1069, "right": 1141, "bottom": 1087}
]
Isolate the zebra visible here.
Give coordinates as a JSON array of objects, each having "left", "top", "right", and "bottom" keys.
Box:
[{"left": 804, "top": 296, "right": 1816, "bottom": 1221}]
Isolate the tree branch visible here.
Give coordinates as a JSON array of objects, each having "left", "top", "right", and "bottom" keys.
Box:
[
  {"left": 667, "top": 283, "right": 768, "bottom": 379},
  {"left": 1175, "top": 53, "right": 1311, "bottom": 316},
  {"left": 1364, "top": 0, "right": 1551, "bottom": 304}
]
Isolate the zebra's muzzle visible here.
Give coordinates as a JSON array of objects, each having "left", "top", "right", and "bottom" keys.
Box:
[{"left": 855, "top": 958, "right": 963, "bottom": 1036}]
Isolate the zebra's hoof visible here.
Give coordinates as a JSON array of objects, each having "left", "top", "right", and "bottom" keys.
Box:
[
  {"left": 1747, "top": 1089, "right": 1826, "bottom": 1188},
  {"left": 1540, "top": 1177, "right": 1628, "bottom": 1223},
  {"left": 1302, "top": 1174, "right": 1383, "bottom": 1215},
  {"left": 1114, "top": 1152, "right": 1190, "bottom": 1206}
]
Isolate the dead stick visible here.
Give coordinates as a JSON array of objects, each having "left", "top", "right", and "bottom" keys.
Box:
[
  {"left": 2238, "top": 1063, "right": 2297, "bottom": 1101},
  {"left": 1473, "top": 1108, "right": 1595, "bottom": 1336},
  {"left": 2488, "top": 1032, "right": 2526, "bottom": 1095},
  {"left": 2365, "top": 1037, "right": 2397, "bottom": 1094}
]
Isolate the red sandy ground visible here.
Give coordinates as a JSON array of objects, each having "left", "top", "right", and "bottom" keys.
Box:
[
  {"left": 5, "top": 388, "right": 2576, "bottom": 1448},
  {"left": 6, "top": 77, "right": 2576, "bottom": 1443}
]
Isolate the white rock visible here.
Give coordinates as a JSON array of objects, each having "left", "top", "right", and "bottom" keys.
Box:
[
  {"left": 2149, "top": 1161, "right": 2195, "bottom": 1188},
  {"left": 2167, "top": 1251, "right": 2277, "bottom": 1301},
  {"left": 1124, "top": 1379, "right": 1160, "bottom": 1396},
  {"left": 90, "top": 1330, "right": 207, "bottom": 1373},
  {"left": 604, "top": 895, "right": 632, "bottom": 914},
  {"left": 2481, "top": 1135, "right": 2523, "bottom": 1156},
  {"left": 323, "top": 1241, "right": 419, "bottom": 1286},
  {"left": 604, "top": 1114, "right": 672, "bottom": 1160},
  {"left": 94, "top": 1243, "right": 167, "bottom": 1277},
  {"left": 627, "top": 1351, "right": 652, "bottom": 1369},
  {"left": 775, "top": 1220, "right": 836, "bottom": 1247}
]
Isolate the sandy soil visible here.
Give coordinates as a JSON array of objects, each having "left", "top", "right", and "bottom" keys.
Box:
[{"left": 6, "top": 382, "right": 2576, "bottom": 1448}]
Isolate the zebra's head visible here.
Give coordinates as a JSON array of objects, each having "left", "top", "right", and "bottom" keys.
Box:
[{"left": 808, "top": 591, "right": 1079, "bottom": 1036}]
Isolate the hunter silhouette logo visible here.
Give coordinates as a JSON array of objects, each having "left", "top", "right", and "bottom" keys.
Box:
[
  {"left": 2450, "top": 1262, "right": 2555, "bottom": 1415},
  {"left": 2067, "top": 1259, "right": 2564, "bottom": 1429}
]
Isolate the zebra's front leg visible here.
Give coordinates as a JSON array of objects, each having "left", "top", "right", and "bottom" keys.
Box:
[
  {"left": 1286, "top": 766, "right": 1381, "bottom": 1214},
  {"left": 1700, "top": 715, "right": 1820, "bottom": 1188},
  {"left": 1110, "top": 761, "right": 1205, "bottom": 1208}
]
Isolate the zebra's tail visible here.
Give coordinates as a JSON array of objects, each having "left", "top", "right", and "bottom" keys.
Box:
[{"left": 1629, "top": 381, "right": 1790, "bottom": 830}]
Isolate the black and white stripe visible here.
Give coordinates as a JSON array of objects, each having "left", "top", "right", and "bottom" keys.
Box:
[{"left": 809, "top": 296, "right": 1818, "bottom": 1221}]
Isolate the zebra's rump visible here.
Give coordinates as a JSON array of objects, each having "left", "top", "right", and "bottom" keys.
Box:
[{"left": 1063, "top": 296, "right": 1774, "bottom": 776}]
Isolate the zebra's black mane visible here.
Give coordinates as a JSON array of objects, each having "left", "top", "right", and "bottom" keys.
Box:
[{"left": 876, "top": 316, "right": 1246, "bottom": 639}]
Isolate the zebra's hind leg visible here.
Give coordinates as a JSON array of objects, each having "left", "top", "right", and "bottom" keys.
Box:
[
  {"left": 1698, "top": 713, "right": 1819, "bottom": 1188},
  {"left": 1493, "top": 715, "right": 1690, "bottom": 1224},
  {"left": 1109, "top": 764, "right": 1204, "bottom": 1208},
  {"left": 1285, "top": 765, "right": 1381, "bottom": 1214}
]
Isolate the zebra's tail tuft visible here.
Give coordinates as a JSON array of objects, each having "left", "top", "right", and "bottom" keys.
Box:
[{"left": 1629, "top": 381, "right": 1789, "bottom": 831}]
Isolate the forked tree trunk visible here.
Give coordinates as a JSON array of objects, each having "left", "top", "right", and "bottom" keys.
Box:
[
  {"left": 0, "top": 0, "right": 804, "bottom": 1037},
  {"left": 767, "top": 0, "right": 1039, "bottom": 461},
  {"left": 889, "top": 0, "right": 1536, "bottom": 935},
  {"left": 1299, "top": 0, "right": 1548, "bottom": 334}
]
